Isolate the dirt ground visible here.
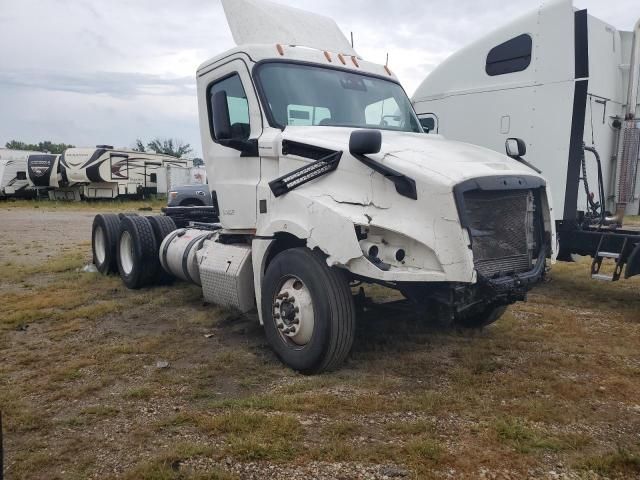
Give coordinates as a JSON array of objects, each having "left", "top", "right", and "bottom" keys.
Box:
[{"left": 1, "top": 202, "right": 639, "bottom": 480}]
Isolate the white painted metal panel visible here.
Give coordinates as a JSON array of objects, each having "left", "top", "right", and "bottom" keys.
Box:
[{"left": 221, "top": 0, "right": 356, "bottom": 56}]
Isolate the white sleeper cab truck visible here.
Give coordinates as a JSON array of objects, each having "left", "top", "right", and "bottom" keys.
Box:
[
  {"left": 92, "top": 0, "right": 555, "bottom": 373},
  {"left": 0, "top": 149, "right": 41, "bottom": 198},
  {"left": 50, "top": 146, "right": 188, "bottom": 200},
  {"left": 413, "top": 0, "right": 640, "bottom": 283}
]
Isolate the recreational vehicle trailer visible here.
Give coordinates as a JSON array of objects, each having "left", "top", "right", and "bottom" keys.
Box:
[
  {"left": 27, "top": 153, "right": 61, "bottom": 192},
  {"left": 413, "top": 0, "right": 640, "bottom": 283},
  {"left": 51, "top": 146, "right": 189, "bottom": 200},
  {"left": 92, "top": 0, "right": 555, "bottom": 373},
  {"left": 0, "top": 149, "right": 42, "bottom": 198}
]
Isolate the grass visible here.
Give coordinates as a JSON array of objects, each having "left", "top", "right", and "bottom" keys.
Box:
[
  {"left": 1, "top": 232, "right": 639, "bottom": 478},
  {"left": 494, "top": 417, "right": 591, "bottom": 454},
  {"left": 578, "top": 447, "right": 640, "bottom": 476},
  {"left": 1, "top": 197, "right": 167, "bottom": 212}
]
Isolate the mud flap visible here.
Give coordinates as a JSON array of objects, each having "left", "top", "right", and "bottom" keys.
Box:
[{"left": 625, "top": 243, "right": 640, "bottom": 279}]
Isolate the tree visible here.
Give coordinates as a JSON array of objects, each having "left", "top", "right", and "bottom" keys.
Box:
[
  {"left": 132, "top": 139, "right": 146, "bottom": 152},
  {"left": 5, "top": 140, "right": 74, "bottom": 154},
  {"left": 146, "top": 138, "right": 192, "bottom": 158},
  {"left": 192, "top": 157, "right": 204, "bottom": 167}
]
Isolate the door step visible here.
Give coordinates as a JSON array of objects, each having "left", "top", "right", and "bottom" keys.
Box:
[
  {"left": 597, "top": 251, "right": 620, "bottom": 260},
  {"left": 591, "top": 273, "right": 614, "bottom": 282}
]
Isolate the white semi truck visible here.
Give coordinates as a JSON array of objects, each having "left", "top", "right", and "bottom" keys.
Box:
[
  {"left": 413, "top": 0, "right": 640, "bottom": 283},
  {"left": 92, "top": 0, "right": 555, "bottom": 373},
  {"left": 28, "top": 146, "right": 188, "bottom": 200}
]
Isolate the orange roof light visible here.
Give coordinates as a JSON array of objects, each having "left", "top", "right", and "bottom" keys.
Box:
[
  {"left": 351, "top": 56, "right": 359, "bottom": 68},
  {"left": 337, "top": 53, "right": 346, "bottom": 65},
  {"left": 276, "top": 44, "right": 284, "bottom": 56},
  {"left": 324, "top": 51, "right": 332, "bottom": 62}
]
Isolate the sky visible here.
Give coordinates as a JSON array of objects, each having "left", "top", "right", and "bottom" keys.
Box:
[{"left": 0, "top": 0, "right": 637, "bottom": 157}]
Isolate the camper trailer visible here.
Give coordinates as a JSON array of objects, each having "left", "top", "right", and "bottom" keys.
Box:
[
  {"left": 92, "top": 0, "right": 555, "bottom": 372},
  {"left": 412, "top": 0, "right": 640, "bottom": 282},
  {"left": 49, "top": 146, "right": 189, "bottom": 200},
  {"left": 0, "top": 148, "right": 42, "bottom": 198},
  {"left": 27, "top": 153, "right": 61, "bottom": 193}
]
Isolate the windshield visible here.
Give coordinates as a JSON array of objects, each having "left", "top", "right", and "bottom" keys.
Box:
[{"left": 255, "top": 62, "right": 422, "bottom": 133}]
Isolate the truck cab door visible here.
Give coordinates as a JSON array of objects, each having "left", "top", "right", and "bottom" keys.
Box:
[{"left": 198, "top": 59, "right": 262, "bottom": 229}]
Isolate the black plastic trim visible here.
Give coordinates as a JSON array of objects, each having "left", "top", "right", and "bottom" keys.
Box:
[
  {"left": 269, "top": 145, "right": 342, "bottom": 197},
  {"left": 574, "top": 9, "right": 589, "bottom": 79},
  {"left": 352, "top": 153, "right": 418, "bottom": 200},
  {"left": 481, "top": 243, "right": 547, "bottom": 293}
]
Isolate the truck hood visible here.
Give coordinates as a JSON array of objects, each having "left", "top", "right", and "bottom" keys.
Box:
[{"left": 280, "top": 126, "right": 545, "bottom": 187}]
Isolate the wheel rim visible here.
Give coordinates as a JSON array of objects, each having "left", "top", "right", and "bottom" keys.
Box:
[
  {"left": 120, "top": 231, "right": 135, "bottom": 275},
  {"left": 273, "top": 276, "right": 314, "bottom": 346},
  {"left": 94, "top": 225, "right": 106, "bottom": 265}
]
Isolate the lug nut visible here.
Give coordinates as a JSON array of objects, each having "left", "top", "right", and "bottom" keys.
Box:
[
  {"left": 292, "top": 318, "right": 300, "bottom": 325},
  {"left": 289, "top": 297, "right": 295, "bottom": 303},
  {"left": 276, "top": 292, "right": 289, "bottom": 300},
  {"left": 274, "top": 313, "right": 280, "bottom": 319},
  {"left": 277, "top": 323, "right": 284, "bottom": 330},
  {"left": 294, "top": 306, "right": 299, "bottom": 313}
]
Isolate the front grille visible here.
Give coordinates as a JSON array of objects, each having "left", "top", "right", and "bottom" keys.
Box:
[{"left": 463, "top": 189, "right": 536, "bottom": 278}]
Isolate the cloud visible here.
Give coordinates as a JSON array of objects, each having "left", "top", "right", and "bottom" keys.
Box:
[
  {"left": 0, "top": 0, "right": 638, "bottom": 153},
  {"left": 0, "top": 70, "right": 195, "bottom": 97}
]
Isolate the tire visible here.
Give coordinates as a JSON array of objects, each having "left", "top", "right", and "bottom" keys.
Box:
[
  {"left": 261, "top": 247, "right": 355, "bottom": 374},
  {"left": 455, "top": 305, "right": 508, "bottom": 329},
  {"left": 118, "top": 212, "right": 139, "bottom": 220},
  {"left": 117, "top": 216, "right": 158, "bottom": 289},
  {"left": 147, "top": 215, "right": 177, "bottom": 284},
  {"left": 92, "top": 214, "right": 121, "bottom": 275}
]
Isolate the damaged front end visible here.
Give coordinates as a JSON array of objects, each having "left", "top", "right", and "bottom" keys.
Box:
[{"left": 398, "top": 175, "right": 550, "bottom": 323}]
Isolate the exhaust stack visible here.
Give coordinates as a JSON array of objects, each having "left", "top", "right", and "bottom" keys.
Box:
[{"left": 615, "top": 19, "right": 640, "bottom": 221}]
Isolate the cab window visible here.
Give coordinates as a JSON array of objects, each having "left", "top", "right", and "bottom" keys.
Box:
[
  {"left": 365, "top": 97, "right": 402, "bottom": 128},
  {"left": 209, "top": 74, "right": 250, "bottom": 140}
]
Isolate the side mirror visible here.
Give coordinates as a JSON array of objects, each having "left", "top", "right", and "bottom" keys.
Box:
[
  {"left": 419, "top": 117, "right": 435, "bottom": 133},
  {"left": 349, "top": 129, "right": 382, "bottom": 156},
  {"left": 212, "top": 91, "right": 232, "bottom": 140},
  {"left": 505, "top": 138, "right": 526, "bottom": 158}
]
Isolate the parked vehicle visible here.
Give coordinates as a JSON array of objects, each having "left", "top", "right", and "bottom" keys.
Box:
[
  {"left": 412, "top": 0, "right": 640, "bottom": 283},
  {"left": 93, "top": 0, "right": 555, "bottom": 373},
  {"left": 0, "top": 148, "right": 42, "bottom": 198},
  {"left": 167, "top": 184, "right": 212, "bottom": 207},
  {"left": 33, "top": 145, "right": 189, "bottom": 200},
  {"left": 157, "top": 165, "right": 207, "bottom": 198}
]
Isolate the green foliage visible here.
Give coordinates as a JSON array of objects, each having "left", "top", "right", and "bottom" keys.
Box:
[
  {"left": 192, "top": 157, "right": 204, "bottom": 167},
  {"left": 133, "top": 138, "right": 146, "bottom": 152},
  {"left": 5, "top": 140, "right": 74, "bottom": 154},
  {"left": 144, "top": 138, "right": 192, "bottom": 158}
]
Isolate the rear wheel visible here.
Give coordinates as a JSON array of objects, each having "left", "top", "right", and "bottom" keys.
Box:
[
  {"left": 147, "top": 215, "right": 177, "bottom": 284},
  {"left": 92, "top": 214, "right": 121, "bottom": 274},
  {"left": 261, "top": 248, "right": 355, "bottom": 374},
  {"left": 117, "top": 216, "right": 158, "bottom": 289}
]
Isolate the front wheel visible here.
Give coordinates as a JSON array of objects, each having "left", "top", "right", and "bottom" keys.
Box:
[
  {"left": 261, "top": 248, "right": 355, "bottom": 374},
  {"left": 455, "top": 305, "right": 508, "bottom": 329}
]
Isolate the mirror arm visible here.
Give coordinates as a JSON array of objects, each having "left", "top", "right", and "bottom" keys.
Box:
[
  {"left": 511, "top": 155, "right": 542, "bottom": 174},
  {"left": 352, "top": 153, "right": 418, "bottom": 200}
]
